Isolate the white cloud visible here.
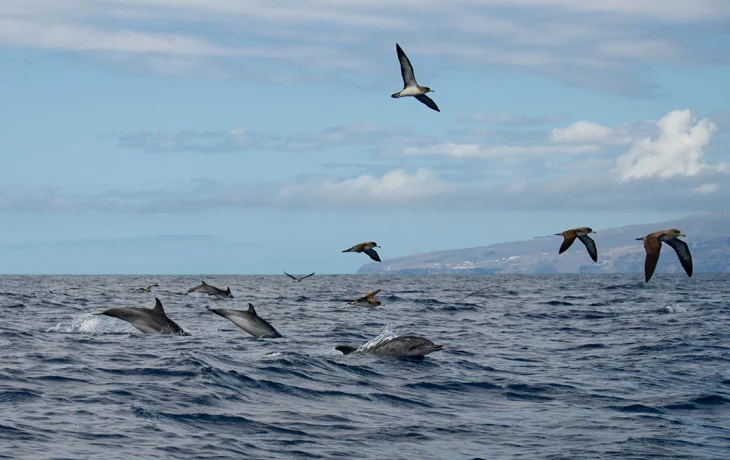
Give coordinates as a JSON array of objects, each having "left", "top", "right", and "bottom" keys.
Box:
[
  {"left": 277, "top": 169, "right": 452, "bottom": 207},
  {"left": 0, "top": 0, "right": 727, "bottom": 92},
  {"left": 403, "top": 142, "right": 600, "bottom": 158},
  {"left": 550, "top": 121, "right": 620, "bottom": 144},
  {"left": 457, "top": 112, "right": 570, "bottom": 125},
  {"left": 694, "top": 183, "right": 719, "bottom": 194},
  {"left": 615, "top": 109, "right": 718, "bottom": 181},
  {"left": 115, "top": 123, "right": 428, "bottom": 153}
]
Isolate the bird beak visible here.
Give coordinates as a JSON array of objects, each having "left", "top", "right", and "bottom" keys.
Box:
[
  {"left": 679, "top": 232, "right": 686, "bottom": 237},
  {"left": 635, "top": 237, "right": 643, "bottom": 241},
  {"left": 554, "top": 233, "right": 562, "bottom": 236},
  {"left": 592, "top": 231, "right": 597, "bottom": 234},
  {"left": 377, "top": 245, "right": 381, "bottom": 248}
]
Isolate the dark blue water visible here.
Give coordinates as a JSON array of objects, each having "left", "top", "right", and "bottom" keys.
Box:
[{"left": 1, "top": 274, "right": 729, "bottom": 459}]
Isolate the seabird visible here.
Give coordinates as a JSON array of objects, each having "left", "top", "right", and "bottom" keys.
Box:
[
  {"left": 283, "top": 271, "right": 315, "bottom": 282},
  {"left": 350, "top": 289, "right": 383, "bottom": 307},
  {"left": 459, "top": 286, "right": 488, "bottom": 302},
  {"left": 555, "top": 227, "right": 598, "bottom": 263},
  {"left": 138, "top": 284, "right": 159, "bottom": 292},
  {"left": 342, "top": 241, "right": 381, "bottom": 262},
  {"left": 391, "top": 43, "right": 440, "bottom": 112},
  {"left": 636, "top": 228, "right": 693, "bottom": 282}
]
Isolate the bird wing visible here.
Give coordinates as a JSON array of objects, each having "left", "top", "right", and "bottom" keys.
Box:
[
  {"left": 459, "top": 287, "right": 486, "bottom": 301},
  {"left": 365, "top": 289, "right": 382, "bottom": 300},
  {"left": 299, "top": 272, "right": 315, "bottom": 280},
  {"left": 665, "top": 238, "right": 693, "bottom": 278},
  {"left": 364, "top": 248, "right": 381, "bottom": 262},
  {"left": 342, "top": 243, "right": 363, "bottom": 253},
  {"left": 414, "top": 94, "right": 440, "bottom": 112},
  {"left": 396, "top": 43, "right": 416, "bottom": 87},
  {"left": 282, "top": 271, "right": 296, "bottom": 280},
  {"left": 577, "top": 234, "right": 598, "bottom": 263},
  {"left": 643, "top": 235, "right": 662, "bottom": 282},
  {"left": 559, "top": 232, "right": 577, "bottom": 254}
]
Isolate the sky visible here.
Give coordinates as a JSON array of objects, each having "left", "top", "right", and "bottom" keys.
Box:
[{"left": 1, "top": 0, "right": 729, "bottom": 274}]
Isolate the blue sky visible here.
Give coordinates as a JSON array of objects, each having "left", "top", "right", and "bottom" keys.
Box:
[{"left": 1, "top": 0, "right": 729, "bottom": 274}]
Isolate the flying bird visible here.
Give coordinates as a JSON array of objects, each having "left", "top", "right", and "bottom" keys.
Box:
[
  {"left": 459, "top": 286, "right": 488, "bottom": 302},
  {"left": 350, "top": 289, "right": 383, "bottom": 307},
  {"left": 342, "top": 241, "right": 381, "bottom": 262},
  {"left": 636, "top": 228, "right": 693, "bottom": 283},
  {"left": 138, "top": 284, "right": 159, "bottom": 292},
  {"left": 555, "top": 227, "right": 598, "bottom": 262},
  {"left": 391, "top": 43, "right": 440, "bottom": 112},
  {"left": 283, "top": 271, "right": 315, "bottom": 282}
]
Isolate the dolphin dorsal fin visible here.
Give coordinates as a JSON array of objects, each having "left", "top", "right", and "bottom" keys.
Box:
[
  {"left": 225, "top": 287, "right": 231, "bottom": 294},
  {"left": 201, "top": 281, "right": 208, "bottom": 285},
  {"left": 153, "top": 297, "right": 165, "bottom": 314},
  {"left": 247, "top": 303, "right": 257, "bottom": 315}
]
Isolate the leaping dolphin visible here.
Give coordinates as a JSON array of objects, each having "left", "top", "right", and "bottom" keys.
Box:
[
  {"left": 336, "top": 335, "right": 443, "bottom": 358},
  {"left": 207, "top": 303, "right": 281, "bottom": 338},
  {"left": 96, "top": 297, "right": 188, "bottom": 335},
  {"left": 186, "top": 281, "right": 234, "bottom": 298}
]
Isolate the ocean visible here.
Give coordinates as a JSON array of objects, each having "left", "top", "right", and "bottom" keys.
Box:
[{"left": 1, "top": 274, "right": 729, "bottom": 459}]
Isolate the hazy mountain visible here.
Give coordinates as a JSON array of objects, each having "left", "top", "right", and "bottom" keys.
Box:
[{"left": 357, "top": 213, "right": 730, "bottom": 275}]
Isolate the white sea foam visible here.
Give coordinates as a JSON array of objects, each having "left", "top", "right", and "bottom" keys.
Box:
[{"left": 47, "top": 313, "right": 138, "bottom": 334}]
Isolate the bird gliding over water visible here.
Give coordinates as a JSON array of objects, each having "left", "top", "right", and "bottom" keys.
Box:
[
  {"left": 283, "top": 271, "right": 315, "bottom": 282},
  {"left": 342, "top": 241, "right": 381, "bottom": 262},
  {"left": 555, "top": 227, "right": 598, "bottom": 263},
  {"left": 636, "top": 229, "right": 693, "bottom": 282}
]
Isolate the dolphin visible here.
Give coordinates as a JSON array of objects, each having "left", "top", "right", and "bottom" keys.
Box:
[
  {"left": 207, "top": 303, "right": 281, "bottom": 338},
  {"left": 187, "top": 281, "right": 234, "bottom": 298},
  {"left": 96, "top": 297, "right": 188, "bottom": 335},
  {"left": 336, "top": 335, "right": 444, "bottom": 358}
]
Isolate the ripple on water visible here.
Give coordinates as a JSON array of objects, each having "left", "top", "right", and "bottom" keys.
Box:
[{"left": 0, "top": 274, "right": 728, "bottom": 459}]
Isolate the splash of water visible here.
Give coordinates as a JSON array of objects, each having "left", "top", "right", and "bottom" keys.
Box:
[
  {"left": 47, "top": 313, "right": 138, "bottom": 334},
  {"left": 356, "top": 325, "right": 400, "bottom": 353}
]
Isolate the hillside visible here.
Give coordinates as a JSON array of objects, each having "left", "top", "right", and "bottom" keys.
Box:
[{"left": 357, "top": 213, "right": 730, "bottom": 274}]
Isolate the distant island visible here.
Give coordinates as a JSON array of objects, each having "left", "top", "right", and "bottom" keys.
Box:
[{"left": 357, "top": 213, "right": 730, "bottom": 275}]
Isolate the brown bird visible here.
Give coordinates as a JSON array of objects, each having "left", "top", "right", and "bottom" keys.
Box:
[
  {"left": 459, "top": 286, "right": 488, "bottom": 302},
  {"left": 283, "top": 271, "right": 315, "bottom": 282},
  {"left": 636, "top": 229, "right": 693, "bottom": 282},
  {"left": 138, "top": 284, "right": 159, "bottom": 292},
  {"left": 350, "top": 289, "right": 383, "bottom": 307},
  {"left": 555, "top": 227, "right": 597, "bottom": 262},
  {"left": 342, "top": 241, "right": 381, "bottom": 262}
]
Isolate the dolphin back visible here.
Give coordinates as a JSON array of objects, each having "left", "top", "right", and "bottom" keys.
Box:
[{"left": 372, "top": 336, "right": 444, "bottom": 357}]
